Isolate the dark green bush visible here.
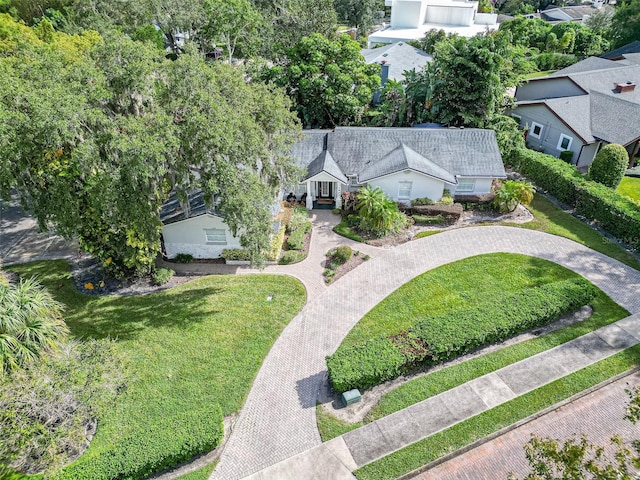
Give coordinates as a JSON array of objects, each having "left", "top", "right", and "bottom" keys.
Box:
[
  {"left": 514, "top": 148, "right": 583, "bottom": 205},
  {"left": 221, "top": 249, "right": 251, "bottom": 261},
  {"left": 411, "top": 197, "right": 435, "bottom": 206},
  {"left": 559, "top": 150, "right": 574, "bottom": 163},
  {"left": 326, "top": 278, "right": 596, "bottom": 393},
  {"left": 513, "top": 148, "right": 640, "bottom": 250},
  {"left": 152, "top": 268, "right": 174, "bottom": 286},
  {"left": 288, "top": 209, "right": 312, "bottom": 234},
  {"left": 332, "top": 245, "right": 353, "bottom": 264},
  {"left": 52, "top": 405, "right": 223, "bottom": 480},
  {"left": 588, "top": 143, "right": 629, "bottom": 189},
  {"left": 173, "top": 253, "right": 193, "bottom": 263},
  {"left": 278, "top": 251, "right": 306, "bottom": 265},
  {"left": 532, "top": 52, "right": 577, "bottom": 71}
]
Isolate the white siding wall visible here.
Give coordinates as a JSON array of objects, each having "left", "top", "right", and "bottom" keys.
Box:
[
  {"left": 425, "top": 4, "right": 476, "bottom": 26},
  {"left": 162, "top": 214, "right": 242, "bottom": 259},
  {"left": 453, "top": 177, "right": 493, "bottom": 195},
  {"left": 514, "top": 104, "right": 584, "bottom": 164},
  {"left": 577, "top": 142, "right": 600, "bottom": 168},
  {"left": 516, "top": 78, "right": 585, "bottom": 101},
  {"left": 368, "top": 171, "right": 446, "bottom": 202}
]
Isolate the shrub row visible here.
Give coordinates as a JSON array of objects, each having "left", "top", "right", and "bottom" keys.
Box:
[
  {"left": 286, "top": 209, "right": 312, "bottom": 251},
  {"left": 513, "top": 148, "right": 640, "bottom": 250},
  {"left": 53, "top": 405, "right": 224, "bottom": 480},
  {"left": 326, "top": 278, "right": 596, "bottom": 393},
  {"left": 267, "top": 225, "right": 286, "bottom": 261},
  {"left": 221, "top": 248, "right": 251, "bottom": 261},
  {"left": 412, "top": 214, "right": 446, "bottom": 225}
]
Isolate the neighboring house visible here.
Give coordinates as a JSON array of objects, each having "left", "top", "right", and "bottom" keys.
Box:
[
  {"left": 512, "top": 57, "right": 640, "bottom": 167},
  {"left": 539, "top": 3, "right": 613, "bottom": 23},
  {"left": 288, "top": 127, "right": 506, "bottom": 210},
  {"left": 361, "top": 42, "right": 432, "bottom": 83},
  {"left": 601, "top": 41, "right": 640, "bottom": 64},
  {"left": 367, "top": 0, "right": 498, "bottom": 47}
]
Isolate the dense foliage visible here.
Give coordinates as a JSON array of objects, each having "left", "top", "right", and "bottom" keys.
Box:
[
  {"left": 588, "top": 143, "right": 629, "bottom": 189},
  {"left": 264, "top": 33, "right": 380, "bottom": 128},
  {"left": 0, "top": 15, "right": 301, "bottom": 276},
  {"left": 0, "top": 277, "right": 67, "bottom": 373},
  {"left": 0, "top": 340, "right": 124, "bottom": 474},
  {"left": 355, "top": 185, "right": 411, "bottom": 237},
  {"left": 327, "top": 278, "right": 596, "bottom": 392},
  {"left": 493, "top": 180, "right": 535, "bottom": 213}
]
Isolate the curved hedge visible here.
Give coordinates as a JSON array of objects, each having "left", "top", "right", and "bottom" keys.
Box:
[
  {"left": 52, "top": 405, "right": 223, "bottom": 480},
  {"left": 326, "top": 278, "right": 597, "bottom": 393},
  {"left": 513, "top": 148, "right": 640, "bottom": 250}
]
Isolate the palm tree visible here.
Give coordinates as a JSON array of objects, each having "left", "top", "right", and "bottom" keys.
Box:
[
  {"left": 0, "top": 277, "right": 67, "bottom": 374},
  {"left": 494, "top": 180, "right": 535, "bottom": 213},
  {"left": 355, "top": 185, "right": 398, "bottom": 231}
]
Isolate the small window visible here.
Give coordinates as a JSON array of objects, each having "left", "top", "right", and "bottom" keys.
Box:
[
  {"left": 398, "top": 181, "right": 412, "bottom": 199},
  {"left": 530, "top": 122, "right": 543, "bottom": 139},
  {"left": 456, "top": 178, "right": 476, "bottom": 192},
  {"left": 347, "top": 174, "right": 358, "bottom": 187},
  {"left": 557, "top": 134, "right": 572, "bottom": 151},
  {"left": 204, "top": 228, "right": 226, "bottom": 244}
]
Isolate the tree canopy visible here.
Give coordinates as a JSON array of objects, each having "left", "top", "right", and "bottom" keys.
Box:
[
  {"left": 0, "top": 15, "right": 301, "bottom": 276},
  {"left": 334, "top": 0, "right": 382, "bottom": 38},
  {"left": 610, "top": 0, "right": 640, "bottom": 48},
  {"left": 265, "top": 33, "right": 380, "bottom": 128}
]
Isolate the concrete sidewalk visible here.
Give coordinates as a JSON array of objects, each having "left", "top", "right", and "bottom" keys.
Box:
[{"left": 243, "top": 313, "right": 640, "bottom": 479}]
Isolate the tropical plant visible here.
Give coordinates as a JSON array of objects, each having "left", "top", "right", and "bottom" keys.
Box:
[
  {"left": 355, "top": 185, "right": 399, "bottom": 231},
  {"left": 588, "top": 143, "right": 629, "bottom": 189},
  {"left": 0, "top": 277, "right": 67, "bottom": 374},
  {"left": 493, "top": 180, "right": 535, "bottom": 213}
]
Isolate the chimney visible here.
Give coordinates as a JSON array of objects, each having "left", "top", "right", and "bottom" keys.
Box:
[{"left": 614, "top": 81, "right": 636, "bottom": 93}]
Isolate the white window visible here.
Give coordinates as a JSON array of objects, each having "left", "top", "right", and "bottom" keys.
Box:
[
  {"left": 529, "top": 122, "right": 543, "bottom": 139},
  {"left": 398, "top": 181, "right": 412, "bottom": 199},
  {"left": 204, "top": 228, "right": 226, "bottom": 244},
  {"left": 456, "top": 178, "right": 476, "bottom": 192},
  {"left": 557, "top": 134, "right": 573, "bottom": 151},
  {"left": 347, "top": 174, "right": 358, "bottom": 187}
]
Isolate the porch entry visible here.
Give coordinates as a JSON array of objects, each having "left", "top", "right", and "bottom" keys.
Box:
[{"left": 318, "top": 181, "right": 332, "bottom": 199}]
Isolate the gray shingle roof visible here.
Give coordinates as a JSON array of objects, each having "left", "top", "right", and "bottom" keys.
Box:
[
  {"left": 360, "top": 42, "right": 432, "bottom": 82},
  {"left": 545, "top": 95, "right": 595, "bottom": 143},
  {"left": 296, "top": 127, "right": 505, "bottom": 183},
  {"left": 358, "top": 144, "right": 458, "bottom": 183},
  {"left": 160, "top": 190, "right": 220, "bottom": 225},
  {"left": 601, "top": 41, "right": 640, "bottom": 60},
  {"left": 304, "top": 150, "right": 349, "bottom": 183},
  {"left": 590, "top": 91, "right": 640, "bottom": 144}
]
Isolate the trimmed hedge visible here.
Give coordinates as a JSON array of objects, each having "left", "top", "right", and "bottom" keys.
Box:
[
  {"left": 52, "top": 405, "right": 223, "bottom": 480},
  {"left": 513, "top": 148, "right": 640, "bottom": 250},
  {"left": 326, "top": 278, "right": 596, "bottom": 393},
  {"left": 279, "top": 250, "right": 306, "bottom": 265},
  {"left": 286, "top": 228, "right": 306, "bottom": 250}
]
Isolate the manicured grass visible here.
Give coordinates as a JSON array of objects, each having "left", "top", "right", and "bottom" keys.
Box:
[
  {"left": 618, "top": 177, "right": 640, "bottom": 203},
  {"left": 333, "top": 217, "right": 364, "bottom": 243},
  {"left": 414, "top": 230, "right": 442, "bottom": 239},
  {"left": 176, "top": 463, "right": 217, "bottom": 480},
  {"left": 316, "top": 405, "right": 362, "bottom": 441},
  {"left": 341, "top": 253, "right": 581, "bottom": 349},
  {"left": 354, "top": 345, "right": 640, "bottom": 480},
  {"left": 7, "top": 261, "right": 306, "bottom": 475},
  {"left": 502, "top": 195, "right": 640, "bottom": 270}
]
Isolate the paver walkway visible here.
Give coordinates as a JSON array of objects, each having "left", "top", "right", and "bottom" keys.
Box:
[
  {"left": 211, "top": 226, "right": 640, "bottom": 480},
  {"left": 415, "top": 371, "right": 640, "bottom": 479}
]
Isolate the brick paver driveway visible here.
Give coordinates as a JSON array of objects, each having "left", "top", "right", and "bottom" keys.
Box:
[
  {"left": 416, "top": 371, "right": 640, "bottom": 480},
  {"left": 211, "top": 226, "right": 640, "bottom": 480}
]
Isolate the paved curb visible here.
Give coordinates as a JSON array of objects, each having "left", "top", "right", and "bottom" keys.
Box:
[{"left": 398, "top": 366, "right": 640, "bottom": 480}]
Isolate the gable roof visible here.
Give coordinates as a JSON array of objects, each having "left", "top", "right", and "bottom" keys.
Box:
[
  {"left": 304, "top": 150, "right": 349, "bottom": 183},
  {"left": 295, "top": 127, "right": 505, "bottom": 184},
  {"left": 515, "top": 57, "right": 640, "bottom": 146},
  {"left": 601, "top": 40, "right": 640, "bottom": 60},
  {"left": 360, "top": 42, "right": 432, "bottom": 82},
  {"left": 160, "top": 190, "right": 220, "bottom": 225},
  {"left": 358, "top": 144, "right": 458, "bottom": 183}
]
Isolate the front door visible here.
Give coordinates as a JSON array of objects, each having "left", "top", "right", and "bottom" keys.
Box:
[{"left": 319, "top": 181, "right": 331, "bottom": 197}]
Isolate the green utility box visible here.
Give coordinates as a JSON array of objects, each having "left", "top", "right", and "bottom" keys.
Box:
[{"left": 342, "top": 389, "right": 362, "bottom": 406}]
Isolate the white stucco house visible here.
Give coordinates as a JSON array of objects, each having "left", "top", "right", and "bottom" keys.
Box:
[
  {"left": 288, "top": 127, "right": 506, "bottom": 210},
  {"left": 368, "top": 0, "right": 498, "bottom": 47},
  {"left": 161, "top": 127, "right": 505, "bottom": 258}
]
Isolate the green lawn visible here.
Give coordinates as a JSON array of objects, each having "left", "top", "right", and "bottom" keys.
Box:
[
  {"left": 354, "top": 345, "right": 640, "bottom": 480},
  {"left": 317, "top": 253, "right": 628, "bottom": 441},
  {"left": 341, "top": 253, "right": 582, "bottom": 348},
  {"left": 618, "top": 177, "right": 640, "bottom": 203},
  {"left": 177, "top": 463, "right": 217, "bottom": 480},
  {"left": 502, "top": 195, "right": 640, "bottom": 270},
  {"left": 7, "top": 261, "right": 306, "bottom": 475},
  {"left": 333, "top": 217, "right": 364, "bottom": 242},
  {"left": 523, "top": 70, "right": 556, "bottom": 79}
]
